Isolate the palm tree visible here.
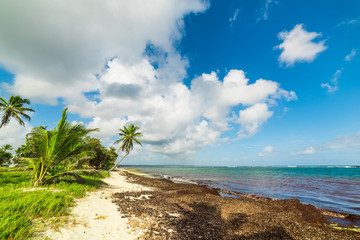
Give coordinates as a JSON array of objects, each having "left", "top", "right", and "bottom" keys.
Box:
[
  {"left": 0, "top": 95, "right": 35, "bottom": 128},
  {"left": 24, "top": 108, "right": 99, "bottom": 186},
  {"left": 108, "top": 124, "right": 142, "bottom": 171}
]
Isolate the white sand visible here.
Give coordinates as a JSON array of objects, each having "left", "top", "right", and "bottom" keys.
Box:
[{"left": 44, "top": 170, "right": 152, "bottom": 240}]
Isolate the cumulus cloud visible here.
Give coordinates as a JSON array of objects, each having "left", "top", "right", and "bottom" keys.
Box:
[
  {"left": 69, "top": 62, "right": 296, "bottom": 155},
  {"left": 0, "top": 121, "right": 32, "bottom": 150},
  {"left": 237, "top": 103, "right": 273, "bottom": 139},
  {"left": 275, "top": 24, "right": 327, "bottom": 67},
  {"left": 258, "top": 146, "right": 274, "bottom": 157},
  {"left": 321, "top": 69, "right": 342, "bottom": 93},
  {"left": 0, "top": 0, "right": 296, "bottom": 157},
  {"left": 345, "top": 48, "right": 357, "bottom": 61},
  {"left": 292, "top": 146, "right": 315, "bottom": 155},
  {"left": 0, "top": 0, "right": 207, "bottom": 104}
]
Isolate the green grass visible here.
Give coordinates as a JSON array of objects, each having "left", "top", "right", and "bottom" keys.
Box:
[
  {"left": 0, "top": 169, "right": 109, "bottom": 240},
  {"left": 0, "top": 166, "right": 30, "bottom": 172},
  {"left": 0, "top": 166, "right": 7, "bottom": 171}
]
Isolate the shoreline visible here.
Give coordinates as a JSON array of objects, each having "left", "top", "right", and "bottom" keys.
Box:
[
  {"left": 124, "top": 167, "right": 360, "bottom": 225},
  {"left": 43, "top": 169, "right": 360, "bottom": 239},
  {"left": 118, "top": 169, "right": 360, "bottom": 239},
  {"left": 217, "top": 188, "right": 360, "bottom": 228}
]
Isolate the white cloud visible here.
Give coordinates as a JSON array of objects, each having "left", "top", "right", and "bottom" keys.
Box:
[
  {"left": 87, "top": 116, "right": 127, "bottom": 146},
  {"left": 258, "top": 0, "right": 277, "bottom": 22},
  {"left": 292, "top": 132, "right": 360, "bottom": 156},
  {"left": 0, "top": 1, "right": 297, "bottom": 157},
  {"left": 345, "top": 48, "right": 357, "bottom": 61},
  {"left": 72, "top": 63, "right": 296, "bottom": 155},
  {"left": 229, "top": 9, "right": 239, "bottom": 26},
  {"left": 321, "top": 69, "right": 342, "bottom": 93},
  {"left": 258, "top": 145, "right": 274, "bottom": 157},
  {"left": 292, "top": 146, "right": 315, "bottom": 155},
  {"left": 321, "top": 83, "right": 338, "bottom": 93},
  {"left": 319, "top": 132, "right": 360, "bottom": 150},
  {"left": 336, "top": 18, "right": 360, "bottom": 27},
  {"left": 275, "top": 24, "right": 327, "bottom": 67},
  {"left": 0, "top": 121, "right": 32, "bottom": 151},
  {"left": 237, "top": 103, "right": 273, "bottom": 139},
  {"left": 0, "top": 0, "right": 208, "bottom": 104}
]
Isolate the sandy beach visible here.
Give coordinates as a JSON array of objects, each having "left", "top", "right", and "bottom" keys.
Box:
[
  {"left": 44, "top": 169, "right": 360, "bottom": 240},
  {"left": 43, "top": 170, "right": 153, "bottom": 240}
]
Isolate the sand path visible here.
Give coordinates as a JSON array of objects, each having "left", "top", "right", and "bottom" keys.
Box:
[{"left": 44, "top": 170, "right": 152, "bottom": 240}]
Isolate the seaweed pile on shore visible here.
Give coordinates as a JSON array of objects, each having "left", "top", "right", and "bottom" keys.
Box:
[{"left": 112, "top": 171, "right": 360, "bottom": 239}]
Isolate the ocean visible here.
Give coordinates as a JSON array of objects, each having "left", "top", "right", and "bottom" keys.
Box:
[{"left": 123, "top": 165, "right": 360, "bottom": 218}]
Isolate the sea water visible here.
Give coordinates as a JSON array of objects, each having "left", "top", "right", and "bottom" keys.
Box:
[{"left": 123, "top": 165, "right": 360, "bottom": 218}]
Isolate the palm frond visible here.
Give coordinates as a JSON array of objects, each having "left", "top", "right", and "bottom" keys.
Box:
[
  {"left": 133, "top": 138, "right": 142, "bottom": 146},
  {"left": 0, "top": 111, "right": 11, "bottom": 128}
]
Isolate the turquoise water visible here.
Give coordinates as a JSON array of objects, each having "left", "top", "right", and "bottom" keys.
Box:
[{"left": 124, "top": 165, "right": 360, "bottom": 218}]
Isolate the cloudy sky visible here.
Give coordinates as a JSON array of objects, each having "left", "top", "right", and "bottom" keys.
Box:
[{"left": 0, "top": 0, "right": 359, "bottom": 166}]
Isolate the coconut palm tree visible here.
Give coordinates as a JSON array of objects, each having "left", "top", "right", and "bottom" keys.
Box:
[
  {"left": 25, "top": 108, "right": 99, "bottom": 186},
  {"left": 0, "top": 95, "right": 35, "bottom": 128},
  {"left": 108, "top": 124, "right": 142, "bottom": 171}
]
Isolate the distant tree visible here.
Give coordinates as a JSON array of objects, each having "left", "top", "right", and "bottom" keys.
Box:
[
  {"left": 86, "top": 138, "right": 118, "bottom": 169},
  {"left": 108, "top": 124, "right": 142, "bottom": 171},
  {"left": 0, "top": 95, "right": 35, "bottom": 128},
  {"left": 13, "top": 143, "right": 33, "bottom": 166},
  {"left": 0, "top": 144, "right": 13, "bottom": 165},
  {"left": 24, "top": 108, "right": 98, "bottom": 186},
  {"left": 15, "top": 144, "right": 32, "bottom": 159},
  {"left": 15, "top": 129, "right": 40, "bottom": 159}
]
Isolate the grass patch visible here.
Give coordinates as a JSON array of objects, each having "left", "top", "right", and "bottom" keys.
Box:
[
  {"left": 0, "top": 170, "right": 33, "bottom": 188},
  {"left": 0, "top": 166, "right": 30, "bottom": 172},
  {"left": 0, "top": 169, "right": 109, "bottom": 240}
]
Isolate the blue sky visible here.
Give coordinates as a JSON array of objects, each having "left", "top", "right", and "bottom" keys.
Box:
[{"left": 0, "top": 0, "right": 359, "bottom": 166}]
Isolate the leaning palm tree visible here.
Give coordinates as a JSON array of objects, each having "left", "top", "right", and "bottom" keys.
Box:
[
  {"left": 0, "top": 95, "right": 35, "bottom": 128},
  {"left": 108, "top": 124, "right": 142, "bottom": 171},
  {"left": 24, "top": 108, "right": 99, "bottom": 186}
]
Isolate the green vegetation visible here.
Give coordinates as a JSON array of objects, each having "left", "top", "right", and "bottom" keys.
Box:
[
  {"left": 25, "top": 108, "right": 99, "bottom": 186},
  {"left": 109, "top": 124, "right": 143, "bottom": 171},
  {"left": 86, "top": 138, "right": 118, "bottom": 169},
  {"left": 0, "top": 95, "right": 35, "bottom": 128},
  {"left": 0, "top": 95, "right": 143, "bottom": 239},
  {"left": 0, "top": 170, "right": 109, "bottom": 240},
  {"left": 15, "top": 141, "right": 33, "bottom": 159},
  {"left": 0, "top": 144, "right": 13, "bottom": 165}
]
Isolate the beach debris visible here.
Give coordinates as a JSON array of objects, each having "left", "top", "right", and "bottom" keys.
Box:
[
  {"left": 93, "top": 215, "right": 107, "bottom": 220},
  {"left": 110, "top": 170, "right": 360, "bottom": 239},
  {"left": 326, "top": 223, "right": 360, "bottom": 232}
]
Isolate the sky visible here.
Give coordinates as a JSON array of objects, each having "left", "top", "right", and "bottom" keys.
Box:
[{"left": 0, "top": 0, "right": 359, "bottom": 166}]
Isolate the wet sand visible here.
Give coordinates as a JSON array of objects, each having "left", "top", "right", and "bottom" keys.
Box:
[{"left": 114, "top": 170, "right": 360, "bottom": 239}]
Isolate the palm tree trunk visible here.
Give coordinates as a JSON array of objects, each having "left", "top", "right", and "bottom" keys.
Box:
[{"left": 108, "top": 152, "right": 129, "bottom": 172}]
